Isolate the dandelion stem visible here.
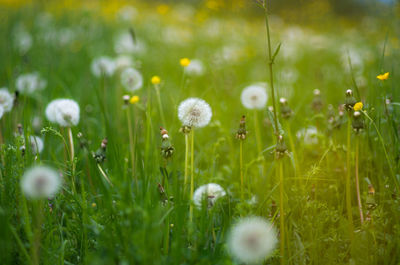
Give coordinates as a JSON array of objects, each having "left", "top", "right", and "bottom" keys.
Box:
[
  {"left": 184, "top": 133, "right": 189, "bottom": 191},
  {"left": 240, "top": 140, "right": 244, "bottom": 199},
  {"left": 67, "top": 127, "right": 75, "bottom": 173},
  {"left": 189, "top": 130, "right": 195, "bottom": 222},
  {"left": 254, "top": 110, "right": 262, "bottom": 155},
  {"left": 355, "top": 135, "right": 364, "bottom": 225},
  {"left": 155, "top": 86, "right": 167, "bottom": 128},
  {"left": 126, "top": 107, "right": 137, "bottom": 184},
  {"left": 97, "top": 163, "right": 113, "bottom": 187},
  {"left": 278, "top": 159, "right": 285, "bottom": 265},
  {"left": 346, "top": 115, "right": 354, "bottom": 239}
]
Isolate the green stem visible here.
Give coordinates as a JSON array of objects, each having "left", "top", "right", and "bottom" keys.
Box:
[
  {"left": 240, "top": 140, "right": 244, "bottom": 199},
  {"left": 189, "top": 130, "right": 195, "bottom": 222},
  {"left": 254, "top": 110, "right": 262, "bottom": 154},
  {"left": 184, "top": 133, "right": 189, "bottom": 192},
  {"left": 155, "top": 86, "right": 167, "bottom": 127},
  {"left": 31, "top": 201, "right": 43, "bottom": 265},
  {"left": 279, "top": 159, "right": 285, "bottom": 265},
  {"left": 97, "top": 163, "right": 113, "bottom": 186},
  {"left": 67, "top": 127, "right": 76, "bottom": 194},
  {"left": 126, "top": 107, "right": 137, "bottom": 184},
  {"left": 346, "top": 115, "right": 354, "bottom": 239},
  {"left": 355, "top": 135, "right": 364, "bottom": 225}
]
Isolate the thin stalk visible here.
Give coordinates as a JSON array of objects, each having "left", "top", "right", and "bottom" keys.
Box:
[
  {"left": 279, "top": 160, "right": 285, "bottom": 265},
  {"left": 285, "top": 120, "right": 299, "bottom": 179},
  {"left": 155, "top": 86, "right": 167, "bottom": 127},
  {"left": 31, "top": 201, "right": 44, "bottom": 265},
  {"left": 164, "top": 215, "right": 170, "bottom": 255},
  {"left": 240, "top": 140, "right": 244, "bottom": 199},
  {"left": 355, "top": 136, "right": 364, "bottom": 225},
  {"left": 184, "top": 133, "right": 189, "bottom": 191},
  {"left": 253, "top": 110, "right": 262, "bottom": 154},
  {"left": 97, "top": 163, "right": 113, "bottom": 187},
  {"left": 346, "top": 115, "right": 354, "bottom": 239},
  {"left": 126, "top": 107, "right": 137, "bottom": 184},
  {"left": 189, "top": 130, "right": 195, "bottom": 222},
  {"left": 67, "top": 127, "right": 76, "bottom": 194}
]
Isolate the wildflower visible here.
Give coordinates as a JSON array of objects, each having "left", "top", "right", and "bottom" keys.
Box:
[
  {"left": 0, "top": 88, "right": 14, "bottom": 113},
  {"left": 15, "top": 73, "right": 47, "bottom": 95},
  {"left": 91, "top": 202, "right": 97, "bottom": 208},
  {"left": 130, "top": 96, "right": 140, "bottom": 104},
  {"left": 151, "top": 75, "right": 161, "bottom": 85},
  {"left": 114, "top": 55, "right": 133, "bottom": 70},
  {"left": 20, "top": 166, "right": 62, "bottom": 199},
  {"left": 352, "top": 111, "right": 364, "bottom": 133},
  {"left": 93, "top": 138, "right": 108, "bottom": 164},
  {"left": 236, "top": 115, "right": 247, "bottom": 140},
  {"left": 180, "top": 58, "right": 191, "bottom": 67},
  {"left": 279, "top": 97, "right": 292, "bottom": 119},
  {"left": 114, "top": 33, "right": 146, "bottom": 54},
  {"left": 91, "top": 56, "right": 116, "bottom": 77},
  {"left": 345, "top": 89, "right": 357, "bottom": 110},
  {"left": 353, "top": 102, "right": 363, "bottom": 111},
  {"left": 45, "top": 99, "right": 80, "bottom": 127},
  {"left": 185, "top": 59, "right": 204, "bottom": 76},
  {"left": 193, "top": 183, "right": 226, "bottom": 208},
  {"left": 13, "top": 25, "right": 32, "bottom": 54},
  {"left": 160, "top": 127, "right": 174, "bottom": 160},
  {"left": 157, "top": 4, "right": 170, "bottom": 15},
  {"left": 0, "top": 106, "right": 3, "bottom": 119},
  {"left": 376, "top": 72, "right": 389, "bottom": 81},
  {"left": 227, "top": 216, "right": 277, "bottom": 264},
  {"left": 240, "top": 84, "right": 268, "bottom": 110},
  {"left": 29, "top": 136, "right": 44, "bottom": 154},
  {"left": 121, "top": 68, "right": 143, "bottom": 92},
  {"left": 178, "top": 97, "right": 212, "bottom": 128},
  {"left": 311, "top": 89, "right": 323, "bottom": 112},
  {"left": 123, "top": 95, "right": 131, "bottom": 105},
  {"left": 116, "top": 5, "right": 138, "bottom": 22}
]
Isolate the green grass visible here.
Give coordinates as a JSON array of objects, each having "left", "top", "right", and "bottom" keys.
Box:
[{"left": 1, "top": 1, "right": 400, "bottom": 264}]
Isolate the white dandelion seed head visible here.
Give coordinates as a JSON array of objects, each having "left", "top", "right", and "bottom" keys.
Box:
[
  {"left": 116, "top": 5, "right": 138, "bottom": 22},
  {"left": 0, "top": 105, "right": 4, "bottom": 120},
  {"left": 227, "top": 216, "right": 277, "bottom": 264},
  {"left": 120, "top": 68, "right": 143, "bottom": 92},
  {"left": 45, "top": 99, "right": 80, "bottom": 127},
  {"left": 13, "top": 25, "right": 32, "bottom": 54},
  {"left": 91, "top": 56, "right": 116, "bottom": 77},
  {"left": 178, "top": 98, "right": 212, "bottom": 128},
  {"left": 15, "top": 72, "right": 47, "bottom": 94},
  {"left": 0, "top": 88, "right": 14, "bottom": 112},
  {"left": 20, "top": 166, "right": 62, "bottom": 199},
  {"left": 241, "top": 84, "right": 268, "bottom": 110},
  {"left": 114, "top": 55, "right": 133, "bottom": 70},
  {"left": 193, "top": 183, "right": 226, "bottom": 208},
  {"left": 185, "top": 59, "right": 205, "bottom": 76},
  {"left": 29, "top": 136, "right": 44, "bottom": 154},
  {"left": 296, "top": 126, "right": 318, "bottom": 145},
  {"left": 114, "top": 33, "right": 146, "bottom": 54}
]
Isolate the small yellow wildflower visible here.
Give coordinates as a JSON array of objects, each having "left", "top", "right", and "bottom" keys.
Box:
[
  {"left": 151, "top": 75, "right": 161, "bottom": 85},
  {"left": 377, "top": 72, "right": 389, "bottom": 80},
  {"left": 354, "top": 102, "right": 363, "bottom": 111},
  {"left": 130, "top": 95, "right": 140, "bottom": 104},
  {"left": 157, "top": 4, "right": 170, "bottom": 15},
  {"left": 180, "top": 58, "right": 191, "bottom": 67},
  {"left": 91, "top": 203, "right": 97, "bottom": 208}
]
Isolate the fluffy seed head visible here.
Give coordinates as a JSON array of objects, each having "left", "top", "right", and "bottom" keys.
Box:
[
  {"left": 227, "top": 216, "right": 277, "bottom": 264},
  {"left": 114, "top": 33, "right": 146, "bottom": 54},
  {"left": 296, "top": 126, "right": 318, "bottom": 145},
  {"left": 178, "top": 97, "right": 212, "bottom": 128},
  {"left": 0, "top": 88, "right": 14, "bottom": 112},
  {"left": 193, "top": 183, "right": 226, "bottom": 208},
  {"left": 29, "top": 136, "right": 44, "bottom": 154},
  {"left": 241, "top": 84, "right": 268, "bottom": 110},
  {"left": 91, "top": 56, "right": 116, "bottom": 77},
  {"left": 185, "top": 59, "right": 204, "bottom": 76},
  {"left": 21, "top": 166, "right": 62, "bottom": 199},
  {"left": 346, "top": 89, "right": 353, "bottom": 96},
  {"left": 121, "top": 68, "right": 143, "bottom": 92},
  {"left": 15, "top": 72, "right": 47, "bottom": 94},
  {"left": 0, "top": 106, "right": 4, "bottom": 120},
  {"left": 45, "top": 99, "right": 80, "bottom": 127}
]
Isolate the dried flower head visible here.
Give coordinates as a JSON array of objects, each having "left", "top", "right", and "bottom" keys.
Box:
[
  {"left": 0, "top": 88, "right": 14, "bottom": 113},
  {"left": 21, "top": 166, "right": 62, "bottom": 199},
  {"left": 15, "top": 72, "right": 47, "bottom": 95},
  {"left": 178, "top": 97, "right": 212, "bottom": 128},
  {"left": 227, "top": 216, "right": 277, "bottom": 264},
  {"left": 241, "top": 84, "right": 268, "bottom": 110},
  {"left": 193, "top": 183, "right": 226, "bottom": 208},
  {"left": 121, "top": 68, "right": 143, "bottom": 92},
  {"left": 45, "top": 99, "right": 80, "bottom": 127},
  {"left": 236, "top": 115, "right": 247, "bottom": 140}
]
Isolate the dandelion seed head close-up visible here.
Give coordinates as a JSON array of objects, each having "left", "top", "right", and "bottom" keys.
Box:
[
  {"left": 15, "top": 72, "right": 47, "bottom": 94},
  {"left": 227, "top": 216, "right": 277, "bottom": 264},
  {"left": 45, "top": 99, "right": 80, "bottom": 127},
  {"left": 241, "top": 84, "right": 268, "bottom": 110},
  {"left": 0, "top": 88, "right": 14, "bottom": 112},
  {"left": 178, "top": 97, "right": 212, "bottom": 128},
  {"left": 193, "top": 183, "right": 226, "bottom": 208},
  {"left": 21, "top": 166, "right": 62, "bottom": 199},
  {"left": 120, "top": 67, "right": 143, "bottom": 92}
]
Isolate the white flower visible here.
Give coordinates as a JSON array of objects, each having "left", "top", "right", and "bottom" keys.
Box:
[
  {"left": 120, "top": 68, "right": 143, "bottom": 92},
  {"left": 185, "top": 59, "right": 205, "bottom": 76},
  {"left": 178, "top": 98, "right": 212, "bottom": 128},
  {"left": 114, "top": 55, "right": 133, "bottom": 70},
  {"left": 91, "top": 56, "right": 116, "bottom": 77},
  {"left": 193, "top": 183, "right": 226, "bottom": 208},
  {"left": 116, "top": 5, "right": 138, "bottom": 22},
  {"left": 0, "top": 106, "right": 4, "bottom": 120},
  {"left": 241, "top": 84, "right": 268, "bottom": 110},
  {"left": 20, "top": 166, "right": 62, "bottom": 199},
  {"left": 29, "top": 136, "right": 44, "bottom": 154},
  {"left": 0, "top": 88, "right": 14, "bottom": 112},
  {"left": 15, "top": 72, "right": 47, "bottom": 94},
  {"left": 296, "top": 126, "right": 318, "bottom": 145},
  {"left": 227, "top": 216, "right": 277, "bottom": 264},
  {"left": 45, "top": 99, "right": 80, "bottom": 127},
  {"left": 114, "top": 33, "right": 145, "bottom": 54},
  {"left": 13, "top": 25, "right": 32, "bottom": 54}
]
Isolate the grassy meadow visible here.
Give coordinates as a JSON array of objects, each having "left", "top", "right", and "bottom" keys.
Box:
[{"left": 1, "top": 0, "right": 400, "bottom": 264}]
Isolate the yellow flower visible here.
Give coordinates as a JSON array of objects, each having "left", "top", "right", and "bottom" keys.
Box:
[
  {"left": 130, "top": 96, "right": 140, "bottom": 104},
  {"left": 354, "top": 102, "right": 363, "bottom": 111},
  {"left": 377, "top": 72, "right": 389, "bottom": 80},
  {"left": 151, "top": 75, "right": 161, "bottom": 85},
  {"left": 157, "top": 4, "right": 169, "bottom": 15},
  {"left": 180, "top": 58, "right": 191, "bottom": 67},
  {"left": 91, "top": 203, "right": 97, "bottom": 208}
]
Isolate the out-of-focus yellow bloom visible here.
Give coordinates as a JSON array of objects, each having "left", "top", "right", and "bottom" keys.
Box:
[
  {"left": 157, "top": 4, "right": 170, "bottom": 15},
  {"left": 354, "top": 102, "right": 363, "bottom": 111},
  {"left": 377, "top": 72, "right": 389, "bottom": 81},
  {"left": 206, "top": 0, "right": 224, "bottom": 10},
  {"left": 91, "top": 203, "right": 97, "bottom": 208},
  {"left": 151, "top": 76, "right": 161, "bottom": 85},
  {"left": 130, "top": 96, "right": 140, "bottom": 104},
  {"left": 180, "top": 58, "right": 191, "bottom": 67}
]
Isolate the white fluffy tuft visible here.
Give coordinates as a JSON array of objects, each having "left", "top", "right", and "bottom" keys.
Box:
[
  {"left": 193, "top": 183, "right": 226, "bottom": 208},
  {"left": 120, "top": 67, "right": 143, "bottom": 92},
  {"left": 45, "top": 99, "right": 80, "bottom": 127},
  {"left": 0, "top": 88, "right": 14, "bottom": 112},
  {"left": 178, "top": 98, "right": 212, "bottom": 128},
  {"left": 240, "top": 84, "right": 268, "bottom": 110},
  {"left": 21, "top": 166, "right": 62, "bottom": 199}
]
